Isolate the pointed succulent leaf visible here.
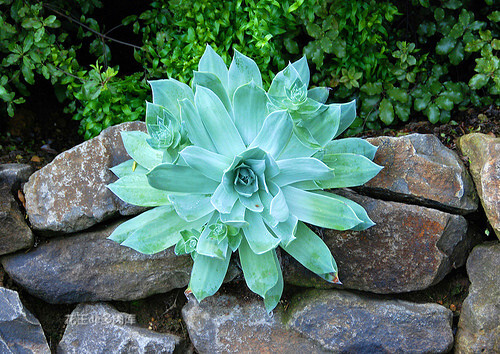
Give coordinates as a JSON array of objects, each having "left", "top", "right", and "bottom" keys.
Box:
[
  {"left": 269, "top": 183, "right": 289, "bottom": 223},
  {"left": 291, "top": 56, "right": 310, "bottom": 88},
  {"left": 278, "top": 134, "right": 318, "bottom": 160},
  {"left": 318, "top": 138, "right": 378, "bottom": 160},
  {"left": 250, "top": 110, "right": 293, "bottom": 158},
  {"left": 269, "top": 63, "right": 302, "bottom": 98},
  {"left": 233, "top": 82, "right": 269, "bottom": 145},
  {"left": 263, "top": 251, "right": 284, "bottom": 313},
  {"left": 180, "top": 146, "right": 231, "bottom": 181},
  {"left": 242, "top": 211, "right": 280, "bottom": 254},
  {"left": 179, "top": 98, "right": 216, "bottom": 152},
  {"left": 121, "top": 131, "right": 163, "bottom": 170},
  {"left": 189, "top": 251, "right": 231, "bottom": 302},
  {"left": 108, "top": 174, "right": 172, "bottom": 207},
  {"left": 228, "top": 49, "right": 263, "bottom": 99},
  {"left": 307, "top": 87, "right": 329, "bottom": 103},
  {"left": 147, "top": 163, "right": 219, "bottom": 194},
  {"left": 110, "top": 205, "right": 209, "bottom": 254},
  {"left": 195, "top": 85, "right": 246, "bottom": 157},
  {"left": 318, "top": 153, "right": 383, "bottom": 188},
  {"left": 111, "top": 159, "right": 148, "bottom": 178},
  {"left": 196, "top": 214, "right": 229, "bottom": 259},
  {"left": 198, "top": 45, "right": 229, "bottom": 90},
  {"left": 211, "top": 172, "right": 238, "bottom": 213},
  {"left": 220, "top": 200, "right": 248, "bottom": 228},
  {"left": 333, "top": 99, "right": 357, "bottom": 138},
  {"left": 266, "top": 213, "right": 298, "bottom": 247},
  {"left": 193, "top": 71, "right": 232, "bottom": 115},
  {"left": 282, "top": 186, "right": 362, "bottom": 230},
  {"left": 169, "top": 194, "right": 215, "bottom": 222},
  {"left": 273, "top": 157, "right": 333, "bottom": 186},
  {"left": 149, "top": 79, "right": 193, "bottom": 119},
  {"left": 318, "top": 191, "right": 375, "bottom": 230},
  {"left": 281, "top": 221, "right": 338, "bottom": 276},
  {"left": 239, "top": 237, "right": 279, "bottom": 298},
  {"left": 238, "top": 192, "right": 264, "bottom": 213}
]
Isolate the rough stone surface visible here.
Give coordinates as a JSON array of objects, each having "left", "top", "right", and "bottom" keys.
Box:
[
  {"left": 458, "top": 133, "right": 500, "bottom": 239},
  {"left": 288, "top": 289, "right": 454, "bottom": 353},
  {"left": 283, "top": 190, "right": 477, "bottom": 294},
  {"left": 58, "top": 303, "right": 183, "bottom": 353},
  {"left": 0, "top": 184, "right": 33, "bottom": 256},
  {"left": 182, "top": 289, "right": 453, "bottom": 353},
  {"left": 1, "top": 220, "right": 197, "bottom": 303},
  {"left": 23, "top": 122, "right": 147, "bottom": 234},
  {"left": 362, "top": 134, "right": 478, "bottom": 214},
  {"left": 0, "top": 163, "right": 32, "bottom": 193},
  {"left": 182, "top": 293, "right": 327, "bottom": 353},
  {"left": 0, "top": 286, "right": 50, "bottom": 353},
  {"left": 455, "top": 242, "right": 500, "bottom": 353}
]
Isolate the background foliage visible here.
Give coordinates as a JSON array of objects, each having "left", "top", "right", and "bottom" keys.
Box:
[{"left": 1, "top": 0, "right": 498, "bottom": 139}]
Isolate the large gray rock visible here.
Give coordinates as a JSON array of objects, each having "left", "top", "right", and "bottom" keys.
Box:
[
  {"left": 362, "top": 134, "right": 478, "bottom": 214},
  {"left": 182, "top": 289, "right": 454, "bottom": 353},
  {"left": 283, "top": 190, "right": 477, "bottom": 294},
  {"left": 1, "top": 221, "right": 194, "bottom": 304},
  {"left": 23, "top": 122, "right": 146, "bottom": 234},
  {"left": 288, "top": 289, "right": 454, "bottom": 353},
  {"left": 455, "top": 242, "right": 500, "bottom": 353},
  {"left": 458, "top": 133, "right": 500, "bottom": 239},
  {"left": 0, "top": 287, "right": 50, "bottom": 353},
  {"left": 58, "top": 303, "right": 183, "bottom": 353},
  {"left": 0, "top": 184, "right": 33, "bottom": 256},
  {"left": 0, "top": 163, "right": 32, "bottom": 193},
  {"left": 182, "top": 292, "right": 327, "bottom": 353}
]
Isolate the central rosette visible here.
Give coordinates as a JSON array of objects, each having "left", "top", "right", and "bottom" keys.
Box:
[{"left": 234, "top": 165, "right": 258, "bottom": 197}]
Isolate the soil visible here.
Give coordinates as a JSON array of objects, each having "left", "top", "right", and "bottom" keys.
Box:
[{"left": 0, "top": 102, "right": 498, "bottom": 352}]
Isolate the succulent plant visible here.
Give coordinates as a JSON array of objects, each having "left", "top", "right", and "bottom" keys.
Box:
[{"left": 108, "top": 45, "right": 382, "bottom": 312}]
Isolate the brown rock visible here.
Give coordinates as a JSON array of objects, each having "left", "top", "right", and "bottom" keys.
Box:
[
  {"left": 0, "top": 163, "right": 32, "bottom": 193},
  {"left": 23, "top": 122, "right": 147, "bottom": 234},
  {"left": 362, "top": 134, "right": 478, "bottom": 214},
  {"left": 458, "top": 133, "right": 500, "bottom": 239},
  {"left": 455, "top": 242, "right": 500, "bottom": 353},
  {"left": 283, "top": 190, "right": 477, "bottom": 294},
  {"left": 0, "top": 184, "right": 33, "bottom": 256}
]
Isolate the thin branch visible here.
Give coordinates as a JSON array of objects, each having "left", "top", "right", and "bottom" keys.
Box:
[{"left": 42, "top": 3, "right": 143, "bottom": 50}]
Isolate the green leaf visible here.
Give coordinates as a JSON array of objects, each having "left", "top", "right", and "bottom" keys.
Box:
[
  {"left": 198, "top": 45, "right": 229, "bottom": 90},
  {"left": 394, "top": 102, "right": 411, "bottom": 122},
  {"left": 333, "top": 100, "right": 356, "bottom": 138},
  {"left": 179, "top": 98, "right": 217, "bottom": 152},
  {"left": 435, "top": 95, "right": 454, "bottom": 110},
  {"left": 189, "top": 251, "right": 231, "bottom": 302},
  {"left": 108, "top": 174, "right": 172, "bottom": 207},
  {"left": 449, "top": 42, "right": 464, "bottom": 65},
  {"left": 228, "top": 49, "right": 262, "bottom": 99},
  {"left": 307, "top": 87, "right": 329, "bottom": 103},
  {"left": 282, "top": 186, "right": 361, "bottom": 230},
  {"left": 110, "top": 159, "right": 148, "bottom": 178},
  {"left": 387, "top": 87, "right": 408, "bottom": 103},
  {"left": 180, "top": 146, "right": 231, "bottom": 182},
  {"left": 196, "top": 213, "right": 229, "bottom": 259},
  {"left": 379, "top": 98, "right": 394, "bottom": 125},
  {"left": 233, "top": 82, "right": 268, "bottom": 145},
  {"left": 425, "top": 104, "right": 440, "bottom": 124},
  {"left": 317, "top": 192, "right": 375, "bottom": 230},
  {"left": 195, "top": 86, "right": 246, "bottom": 157},
  {"left": 242, "top": 211, "right": 280, "bottom": 254},
  {"left": 149, "top": 79, "right": 193, "bottom": 119},
  {"left": 316, "top": 153, "right": 383, "bottom": 188},
  {"left": 193, "top": 72, "right": 232, "bottom": 115},
  {"left": 436, "top": 36, "right": 456, "bottom": 55},
  {"left": 121, "top": 131, "right": 163, "bottom": 170},
  {"left": 263, "top": 251, "right": 283, "bottom": 313},
  {"left": 250, "top": 110, "right": 293, "bottom": 158},
  {"left": 469, "top": 73, "right": 489, "bottom": 89},
  {"left": 147, "top": 163, "right": 219, "bottom": 194},
  {"left": 239, "top": 237, "right": 279, "bottom": 298},
  {"left": 220, "top": 201, "right": 248, "bottom": 228},
  {"left": 273, "top": 157, "right": 332, "bottom": 186},
  {"left": 360, "top": 82, "right": 383, "bottom": 95},
  {"left": 281, "top": 222, "right": 337, "bottom": 276},
  {"left": 169, "top": 194, "right": 215, "bottom": 222},
  {"left": 109, "top": 205, "right": 209, "bottom": 254},
  {"left": 319, "top": 138, "right": 378, "bottom": 160},
  {"left": 291, "top": 56, "right": 310, "bottom": 87}
]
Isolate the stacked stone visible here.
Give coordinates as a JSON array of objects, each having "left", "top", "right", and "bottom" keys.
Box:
[{"left": 0, "top": 123, "right": 498, "bottom": 353}]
